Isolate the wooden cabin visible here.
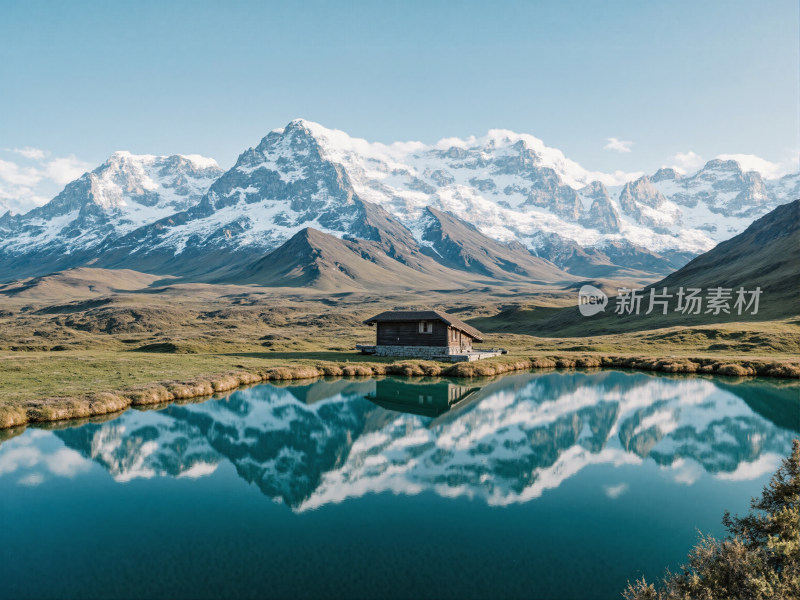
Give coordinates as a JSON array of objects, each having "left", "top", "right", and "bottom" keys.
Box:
[{"left": 358, "top": 310, "right": 502, "bottom": 361}]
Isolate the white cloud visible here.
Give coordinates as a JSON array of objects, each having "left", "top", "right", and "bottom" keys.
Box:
[
  {"left": 0, "top": 159, "right": 43, "bottom": 187},
  {"left": 434, "top": 135, "right": 478, "bottom": 150},
  {"left": 177, "top": 461, "right": 219, "bottom": 479},
  {"left": 13, "top": 147, "right": 47, "bottom": 160},
  {"left": 603, "top": 482, "right": 629, "bottom": 499},
  {"left": 44, "top": 448, "right": 92, "bottom": 477},
  {"left": 668, "top": 458, "right": 704, "bottom": 486},
  {"left": 604, "top": 137, "right": 633, "bottom": 153},
  {"left": 716, "top": 453, "right": 781, "bottom": 481},
  {"left": 0, "top": 185, "right": 49, "bottom": 214},
  {"left": 594, "top": 169, "right": 644, "bottom": 187},
  {"left": 18, "top": 472, "right": 45, "bottom": 486},
  {"left": 0, "top": 151, "right": 91, "bottom": 215},
  {"left": 715, "top": 153, "right": 798, "bottom": 179},
  {"left": 0, "top": 445, "right": 40, "bottom": 475},
  {"left": 0, "top": 441, "right": 91, "bottom": 480},
  {"left": 669, "top": 151, "right": 705, "bottom": 174},
  {"left": 44, "top": 155, "right": 91, "bottom": 186}
]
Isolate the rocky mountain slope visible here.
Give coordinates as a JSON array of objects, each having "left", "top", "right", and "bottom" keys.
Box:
[
  {"left": 0, "top": 119, "right": 796, "bottom": 284},
  {"left": 417, "top": 207, "right": 582, "bottom": 283},
  {"left": 220, "top": 208, "right": 579, "bottom": 290},
  {"left": 228, "top": 227, "right": 451, "bottom": 290}
]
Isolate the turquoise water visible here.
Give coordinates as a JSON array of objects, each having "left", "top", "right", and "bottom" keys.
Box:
[{"left": 1, "top": 370, "right": 797, "bottom": 599}]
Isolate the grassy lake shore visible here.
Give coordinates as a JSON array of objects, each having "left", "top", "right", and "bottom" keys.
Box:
[{"left": 2, "top": 348, "right": 798, "bottom": 430}]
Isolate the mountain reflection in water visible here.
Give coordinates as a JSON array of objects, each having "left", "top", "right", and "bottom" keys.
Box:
[{"left": 11, "top": 371, "right": 797, "bottom": 509}]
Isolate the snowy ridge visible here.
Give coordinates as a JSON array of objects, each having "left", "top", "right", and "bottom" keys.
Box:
[
  {"left": 293, "top": 120, "right": 793, "bottom": 254},
  {"left": 86, "top": 152, "right": 222, "bottom": 233},
  {"left": 140, "top": 120, "right": 370, "bottom": 257},
  {"left": 160, "top": 119, "right": 791, "bottom": 258},
  {"left": 0, "top": 151, "right": 222, "bottom": 257},
  {"left": 1, "top": 119, "right": 797, "bottom": 277}
]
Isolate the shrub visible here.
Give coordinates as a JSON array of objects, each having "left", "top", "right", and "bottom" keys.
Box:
[
  {"left": 716, "top": 363, "right": 754, "bottom": 377},
  {"left": 624, "top": 439, "right": 799, "bottom": 600}
]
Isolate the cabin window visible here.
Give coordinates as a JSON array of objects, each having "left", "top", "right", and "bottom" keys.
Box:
[
  {"left": 451, "top": 329, "right": 458, "bottom": 341},
  {"left": 419, "top": 321, "right": 432, "bottom": 334}
]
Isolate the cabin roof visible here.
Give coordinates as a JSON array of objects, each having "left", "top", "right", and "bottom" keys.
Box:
[{"left": 363, "top": 310, "right": 484, "bottom": 341}]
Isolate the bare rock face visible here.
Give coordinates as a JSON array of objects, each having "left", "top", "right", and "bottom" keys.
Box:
[
  {"left": 650, "top": 167, "right": 681, "bottom": 184},
  {"left": 579, "top": 182, "right": 621, "bottom": 233},
  {"left": 617, "top": 176, "right": 681, "bottom": 230},
  {"left": 675, "top": 159, "right": 772, "bottom": 217}
]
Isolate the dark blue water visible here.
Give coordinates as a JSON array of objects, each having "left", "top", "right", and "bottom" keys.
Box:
[{"left": 1, "top": 371, "right": 797, "bottom": 599}]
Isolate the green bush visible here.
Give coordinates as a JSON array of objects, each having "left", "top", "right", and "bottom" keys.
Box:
[{"left": 624, "top": 439, "right": 799, "bottom": 600}]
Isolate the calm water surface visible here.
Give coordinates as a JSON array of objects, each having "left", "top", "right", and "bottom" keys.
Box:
[{"left": 1, "top": 370, "right": 798, "bottom": 599}]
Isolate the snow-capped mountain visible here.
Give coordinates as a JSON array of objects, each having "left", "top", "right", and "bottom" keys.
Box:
[
  {"left": 276, "top": 120, "right": 792, "bottom": 255},
  {"left": 52, "top": 371, "right": 796, "bottom": 510},
  {"left": 0, "top": 152, "right": 222, "bottom": 277},
  {"left": 0, "top": 119, "right": 796, "bottom": 282}
]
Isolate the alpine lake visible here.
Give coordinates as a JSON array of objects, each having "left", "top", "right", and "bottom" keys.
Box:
[{"left": 1, "top": 369, "right": 798, "bottom": 600}]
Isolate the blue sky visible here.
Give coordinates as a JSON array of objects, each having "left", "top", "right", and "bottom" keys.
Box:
[{"left": 0, "top": 0, "right": 797, "bottom": 212}]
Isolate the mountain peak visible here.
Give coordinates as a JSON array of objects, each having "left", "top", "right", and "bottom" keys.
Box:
[
  {"left": 176, "top": 154, "right": 220, "bottom": 170},
  {"left": 251, "top": 119, "right": 328, "bottom": 159},
  {"left": 284, "top": 118, "right": 317, "bottom": 135},
  {"left": 291, "top": 226, "right": 326, "bottom": 244},
  {"left": 280, "top": 118, "right": 345, "bottom": 146},
  {"left": 286, "top": 117, "right": 321, "bottom": 130},
  {"left": 102, "top": 151, "right": 220, "bottom": 172},
  {"left": 713, "top": 154, "right": 795, "bottom": 180},
  {"left": 102, "top": 151, "right": 160, "bottom": 173},
  {"left": 703, "top": 158, "right": 743, "bottom": 172},
  {"left": 582, "top": 180, "right": 609, "bottom": 196},
  {"left": 651, "top": 167, "right": 680, "bottom": 182}
]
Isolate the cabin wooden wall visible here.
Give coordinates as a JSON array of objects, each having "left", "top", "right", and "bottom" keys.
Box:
[
  {"left": 375, "top": 321, "right": 475, "bottom": 349},
  {"left": 376, "top": 321, "right": 449, "bottom": 346}
]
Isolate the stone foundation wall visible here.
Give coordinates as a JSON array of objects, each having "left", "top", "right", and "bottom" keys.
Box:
[
  {"left": 373, "top": 345, "right": 459, "bottom": 358},
  {"left": 451, "top": 351, "right": 503, "bottom": 362}
]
